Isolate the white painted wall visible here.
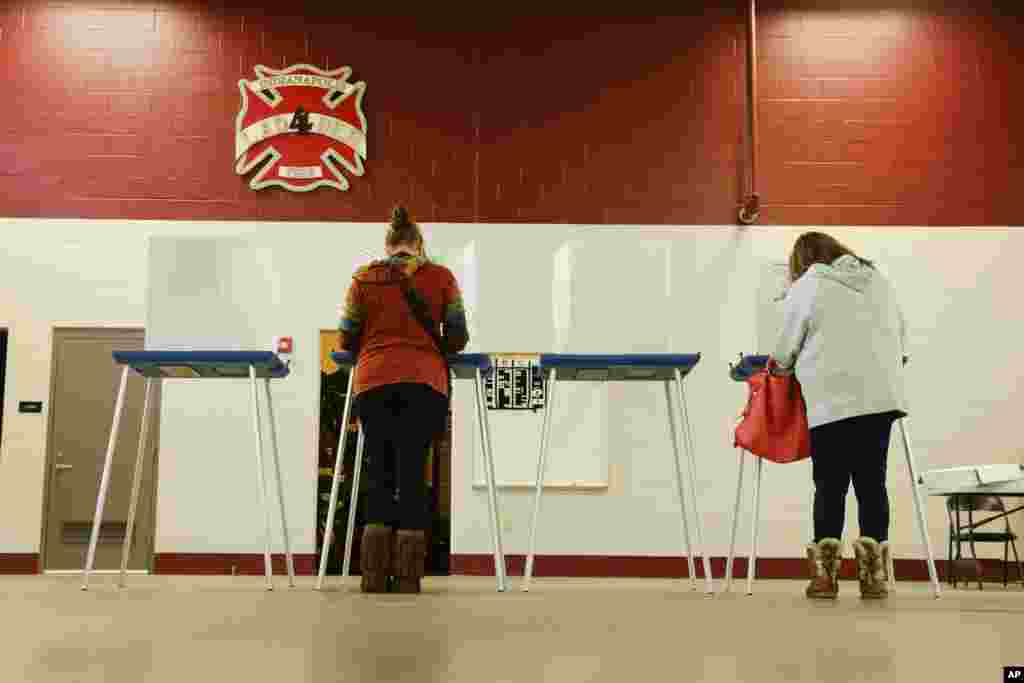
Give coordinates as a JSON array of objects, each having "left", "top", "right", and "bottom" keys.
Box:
[{"left": 1, "top": 218, "right": 1022, "bottom": 565}]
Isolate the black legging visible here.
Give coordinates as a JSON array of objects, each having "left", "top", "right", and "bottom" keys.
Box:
[
  {"left": 810, "top": 410, "right": 902, "bottom": 543},
  {"left": 357, "top": 383, "right": 447, "bottom": 531}
]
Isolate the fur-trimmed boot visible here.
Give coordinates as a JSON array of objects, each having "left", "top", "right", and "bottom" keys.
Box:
[
  {"left": 359, "top": 524, "right": 393, "bottom": 593},
  {"left": 805, "top": 538, "right": 842, "bottom": 599},
  {"left": 853, "top": 537, "right": 889, "bottom": 600},
  {"left": 392, "top": 529, "right": 427, "bottom": 594}
]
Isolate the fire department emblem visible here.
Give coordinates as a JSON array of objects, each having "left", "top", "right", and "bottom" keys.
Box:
[{"left": 235, "top": 64, "right": 368, "bottom": 192}]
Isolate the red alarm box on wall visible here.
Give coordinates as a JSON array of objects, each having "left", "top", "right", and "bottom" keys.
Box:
[{"left": 273, "top": 336, "right": 294, "bottom": 361}]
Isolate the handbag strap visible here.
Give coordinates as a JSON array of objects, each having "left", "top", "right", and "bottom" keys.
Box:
[{"left": 394, "top": 266, "right": 452, "bottom": 399}]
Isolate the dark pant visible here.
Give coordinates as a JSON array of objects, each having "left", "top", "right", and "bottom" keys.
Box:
[
  {"left": 810, "top": 411, "right": 902, "bottom": 543},
  {"left": 357, "top": 383, "right": 447, "bottom": 531}
]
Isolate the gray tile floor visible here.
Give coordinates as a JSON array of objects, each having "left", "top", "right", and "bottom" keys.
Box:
[{"left": 3, "top": 575, "right": 1021, "bottom": 682}]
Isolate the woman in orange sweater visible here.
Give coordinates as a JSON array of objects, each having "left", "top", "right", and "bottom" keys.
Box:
[{"left": 338, "top": 206, "right": 469, "bottom": 593}]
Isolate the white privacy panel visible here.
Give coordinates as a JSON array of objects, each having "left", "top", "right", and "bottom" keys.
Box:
[
  {"left": 429, "top": 240, "right": 480, "bottom": 350},
  {"left": 756, "top": 261, "right": 790, "bottom": 354},
  {"left": 463, "top": 229, "right": 563, "bottom": 354},
  {"left": 146, "top": 234, "right": 286, "bottom": 351},
  {"left": 552, "top": 242, "right": 573, "bottom": 353},
  {"left": 554, "top": 232, "right": 673, "bottom": 353}
]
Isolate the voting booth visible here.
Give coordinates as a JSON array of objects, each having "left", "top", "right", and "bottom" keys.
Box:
[
  {"left": 319, "top": 351, "right": 711, "bottom": 595},
  {"left": 319, "top": 352, "right": 509, "bottom": 592},
  {"left": 725, "top": 355, "right": 942, "bottom": 598},
  {"left": 82, "top": 236, "right": 298, "bottom": 591},
  {"left": 522, "top": 353, "right": 712, "bottom": 594}
]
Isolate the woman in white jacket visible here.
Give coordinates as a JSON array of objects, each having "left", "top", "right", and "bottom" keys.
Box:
[{"left": 771, "top": 232, "right": 907, "bottom": 601}]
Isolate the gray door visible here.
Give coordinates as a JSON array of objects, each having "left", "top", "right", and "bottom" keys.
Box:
[{"left": 42, "top": 328, "right": 159, "bottom": 571}]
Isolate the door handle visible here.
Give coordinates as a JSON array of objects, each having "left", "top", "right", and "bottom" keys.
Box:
[{"left": 55, "top": 452, "right": 72, "bottom": 471}]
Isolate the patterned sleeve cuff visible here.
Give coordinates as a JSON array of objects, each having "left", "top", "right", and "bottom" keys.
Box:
[
  {"left": 339, "top": 281, "right": 365, "bottom": 334},
  {"left": 443, "top": 304, "right": 469, "bottom": 352},
  {"left": 444, "top": 299, "right": 467, "bottom": 326},
  {"left": 339, "top": 317, "right": 363, "bottom": 334}
]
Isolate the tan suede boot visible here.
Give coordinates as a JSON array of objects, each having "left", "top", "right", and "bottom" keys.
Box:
[
  {"left": 805, "top": 538, "right": 842, "bottom": 599},
  {"left": 359, "top": 524, "right": 393, "bottom": 593},
  {"left": 392, "top": 529, "right": 427, "bottom": 594},
  {"left": 853, "top": 537, "right": 889, "bottom": 600}
]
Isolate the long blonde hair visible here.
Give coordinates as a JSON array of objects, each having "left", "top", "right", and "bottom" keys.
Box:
[{"left": 788, "top": 232, "right": 873, "bottom": 282}]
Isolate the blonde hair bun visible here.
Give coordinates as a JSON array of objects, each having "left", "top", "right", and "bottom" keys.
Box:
[
  {"left": 391, "top": 205, "right": 411, "bottom": 229},
  {"left": 386, "top": 205, "right": 424, "bottom": 253}
]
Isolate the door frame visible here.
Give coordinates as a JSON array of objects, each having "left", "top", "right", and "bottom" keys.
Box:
[
  {"left": 39, "top": 326, "right": 161, "bottom": 571},
  {"left": 0, "top": 326, "right": 8, "bottom": 458}
]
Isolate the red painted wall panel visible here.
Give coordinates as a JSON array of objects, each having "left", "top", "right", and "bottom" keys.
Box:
[
  {"left": 755, "top": 1, "right": 1024, "bottom": 225},
  {"left": 0, "top": 3, "right": 1020, "bottom": 225}
]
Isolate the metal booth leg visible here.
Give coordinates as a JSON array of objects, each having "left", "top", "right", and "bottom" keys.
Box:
[
  {"left": 674, "top": 369, "right": 714, "bottom": 595},
  {"left": 1004, "top": 534, "right": 1009, "bottom": 588},
  {"left": 725, "top": 449, "right": 748, "bottom": 592},
  {"left": 968, "top": 509, "right": 983, "bottom": 591},
  {"left": 897, "top": 418, "right": 941, "bottom": 598},
  {"left": 475, "top": 367, "right": 507, "bottom": 592},
  {"left": 317, "top": 369, "right": 355, "bottom": 591},
  {"left": 523, "top": 369, "right": 557, "bottom": 592},
  {"left": 889, "top": 544, "right": 897, "bottom": 591},
  {"left": 663, "top": 380, "right": 696, "bottom": 591},
  {"left": 953, "top": 504, "right": 962, "bottom": 589},
  {"left": 1010, "top": 536, "right": 1024, "bottom": 589},
  {"left": 119, "top": 378, "right": 155, "bottom": 589},
  {"left": 82, "top": 365, "right": 131, "bottom": 591},
  {"left": 248, "top": 365, "right": 274, "bottom": 591},
  {"left": 340, "top": 425, "right": 366, "bottom": 582},
  {"left": 747, "top": 455, "right": 764, "bottom": 596},
  {"left": 264, "top": 379, "right": 295, "bottom": 587}
]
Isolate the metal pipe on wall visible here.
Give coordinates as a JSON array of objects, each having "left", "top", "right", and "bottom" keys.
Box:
[{"left": 739, "top": 0, "right": 761, "bottom": 225}]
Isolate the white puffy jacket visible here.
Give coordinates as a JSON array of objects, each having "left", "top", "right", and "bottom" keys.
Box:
[{"left": 771, "top": 254, "right": 908, "bottom": 429}]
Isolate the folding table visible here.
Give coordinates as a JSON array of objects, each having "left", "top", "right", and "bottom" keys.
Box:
[
  {"left": 317, "top": 352, "right": 508, "bottom": 592},
  {"left": 82, "top": 351, "right": 294, "bottom": 591},
  {"left": 521, "top": 353, "right": 713, "bottom": 594},
  {"left": 725, "top": 354, "right": 941, "bottom": 598},
  {"left": 919, "top": 464, "right": 1024, "bottom": 588}
]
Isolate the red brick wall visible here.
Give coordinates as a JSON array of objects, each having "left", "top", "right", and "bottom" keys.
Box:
[
  {"left": 0, "top": 3, "right": 1020, "bottom": 225},
  {"left": 756, "top": 1, "right": 1024, "bottom": 225}
]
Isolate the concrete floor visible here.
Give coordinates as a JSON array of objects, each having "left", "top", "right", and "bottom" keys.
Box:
[{"left": 3, "top": 575, "right": 1021, "bottom": 683}]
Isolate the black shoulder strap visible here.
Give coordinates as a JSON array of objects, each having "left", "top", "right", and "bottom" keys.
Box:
[
  {"left": 395, "top": 271, "right": 442, "bottom": 350},
  {"left": 395, "top": 268, "right": 452, "bottom": 398}
]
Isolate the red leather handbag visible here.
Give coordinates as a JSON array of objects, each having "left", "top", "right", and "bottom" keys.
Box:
[{"left": 734, "top": 362, "right": 811, "bottom": 463}]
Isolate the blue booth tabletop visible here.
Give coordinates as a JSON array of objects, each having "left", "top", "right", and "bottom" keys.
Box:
[
  {"left": 729, "top": 354, "right": 770, "bottom": 382},
  {"left": 113, "top": 350, "right": 290, "bottom": 379},
  {"left": 330, "top": 352, "right": 493, "bottom": 380},
  {"left": 538, "top": 353, "right": 701, "bottom": 382}
]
